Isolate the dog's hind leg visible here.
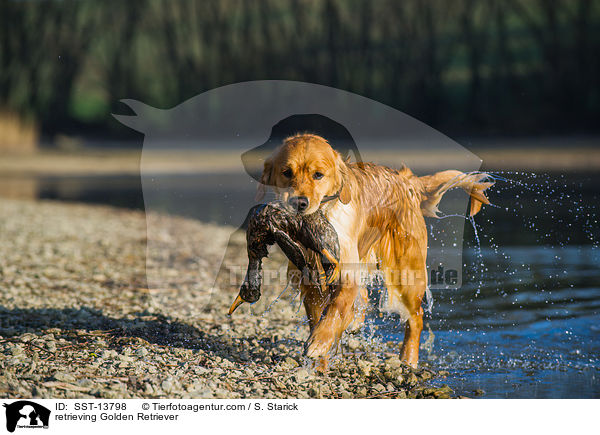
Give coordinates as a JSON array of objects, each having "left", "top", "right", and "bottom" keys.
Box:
[
  {"left": 377, "top": 233, "right": 427, "bottom": 368},
  {"left": 382, "top": 277, "right": 426, "bottom": 367},
  {"left": 397, "top": 289, "right": 425, "bottom": 367}
]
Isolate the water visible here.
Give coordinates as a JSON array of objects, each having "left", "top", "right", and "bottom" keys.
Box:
[
  {"left": 2, "top": 170, "right": 598, "bottom": 398},
  {"left": 375, "top": 245, "right": 600, "bottom": 398},
  {"left": 415, "top": 171, "right": 600, "bottom": 398}
]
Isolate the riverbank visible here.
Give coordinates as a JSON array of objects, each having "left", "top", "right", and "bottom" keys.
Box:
[
  {"left": 1, "top": 136, "right": 599, "bottom": 177},
  {"left": 0, "top": 198, "right": 454, "bottom": 399}
]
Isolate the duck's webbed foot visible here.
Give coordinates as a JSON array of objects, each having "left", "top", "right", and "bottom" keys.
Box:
[{"left": 320, "top": 248, "right": 340, "bottom": 285}]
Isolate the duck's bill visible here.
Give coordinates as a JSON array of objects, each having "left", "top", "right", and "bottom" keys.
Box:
[{"left": 228, "top": 294, "right": 245, "bottom": 315}]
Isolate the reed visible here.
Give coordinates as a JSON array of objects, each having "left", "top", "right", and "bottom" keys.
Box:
[{"left": 0, "top": 111, "right": 39, "bottom": 154}]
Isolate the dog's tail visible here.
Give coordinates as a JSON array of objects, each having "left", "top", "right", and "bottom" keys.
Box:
[{"left": 419, "top": 170, "right": 494, "bottom": 218}]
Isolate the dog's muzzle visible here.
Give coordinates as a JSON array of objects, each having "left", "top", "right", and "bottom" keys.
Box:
[{"left": 288, "top": 196, "right": 309, "bottom": 213}]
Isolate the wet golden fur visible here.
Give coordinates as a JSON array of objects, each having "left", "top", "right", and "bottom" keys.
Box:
[{"left": 258, "top": 133, "right": 492, "bottom": 368}]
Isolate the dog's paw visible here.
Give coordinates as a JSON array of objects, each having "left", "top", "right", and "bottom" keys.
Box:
[
  {"left": 305, "top": 327, "right": 335, "bottom": 358},
  {"left": 314, "top": 357, "right": 329, "bottom": 374},
  {"left": 346, "top": 307, "right": 366, "bottom": 334},
  {"left": 346, "top": 318, "right": 364, "bottom": 334}
]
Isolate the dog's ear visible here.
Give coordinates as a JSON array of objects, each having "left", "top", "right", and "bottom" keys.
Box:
[
  {"left": 339, "top": 176, "right": 351, "bottom": 204},
  {"left": 336, "top": 153, "right": 351, "bottom": 204},
  {"left": 255, "top": 157, "right": 274, "bottom": 202}
]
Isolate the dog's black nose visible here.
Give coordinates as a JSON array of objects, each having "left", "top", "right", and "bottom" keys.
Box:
[{"left": 289, "top": 196, "right": 309, "bottom": 212}]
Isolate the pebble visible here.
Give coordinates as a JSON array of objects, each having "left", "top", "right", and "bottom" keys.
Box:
[
  {"left": 373, "top": 383, "right": 386, "bottom": 393},
  {"left": 10, "top": 345, "right": 24, "bottom": 356},
  {"left": 357, "top": 360, "right": 373, "bottom": 377},
  {"left": 52, "top": 372, "right": 76, "bottom": 383},
  {"left": 161, "top": 379, "right": 176, "bottom": 393},
  {"left": 384, "top": 356, "right": 402, "bottom": 371},
  {"left": 282, "top": 356, "right": 299, "bottom": 369},
  {"left": 293, "top": 368, "right": 310, "bottom": 383},
  {"left": 347, "top": 337, "right": 361, "bottom": 350}
]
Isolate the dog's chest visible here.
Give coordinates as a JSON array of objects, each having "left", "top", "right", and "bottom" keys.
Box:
[{"left": 323, "top": 202, "right": 358, "bottom": 258}]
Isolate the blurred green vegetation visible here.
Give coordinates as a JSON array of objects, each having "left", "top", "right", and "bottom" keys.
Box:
[{"left": 1, "top": 0, "right": 599, "bottom": 143}]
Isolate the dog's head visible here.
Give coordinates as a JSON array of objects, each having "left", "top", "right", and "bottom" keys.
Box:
[{"left": 256, "top": 134, "right": 351, "bottom": 215}]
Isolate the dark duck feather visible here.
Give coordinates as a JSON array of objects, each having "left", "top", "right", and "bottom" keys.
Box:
[{"left": 228, "top": 202, "right": 340, "bottom": 314}]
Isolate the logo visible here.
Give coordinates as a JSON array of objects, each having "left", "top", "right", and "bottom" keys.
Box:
[
  {"left": 3, "top": 401, "right": 50, "bottom": 433},
  {"left": 430, "top": 265, "right": 459, "bottom": 286},
  {"left": 114, "top": 80, "right": 483, "bottom": 316}
]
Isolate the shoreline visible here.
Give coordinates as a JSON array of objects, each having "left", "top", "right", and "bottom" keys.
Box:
[
  {"left": 0, "top": 198, "right": 456, "bottom": 399},
  {"left": 1, "top": 141, "right": 600, "bottom": 178}
]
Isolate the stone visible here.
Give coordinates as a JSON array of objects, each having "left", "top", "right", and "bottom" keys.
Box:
[
  {"left": 341, "top": 390, "right": 353, "bottom": 399},
  {"left": 293, "top": 368, "right": 310, "bottom": 383},
  {"left": 373, "top": 383, "right": 386, "bottom": 393},
  {"left": 384, "top": 356, "right": 402, "bottom": 371},
  {"left": 357, "top": 360, "right": 373, "bottom": 377},
  {"left": 52, "top": 372, "right": 76, "bottom": 383},
  {"left": 77, "top": 379, "right": 95, "bottom": 388},
  {"left": 394, "top": 390, "right": 407, "bottom": 399},
  {"left": 161, "top": 378, "right": 176, "bottom": 393},
  {"left": 347, "top": 337, "right": 361, "bottom": 351},
  {"left": 282, "top": 356, "right": 299, "bottom": 369},
  {"left": 9, "top": 345, "right": 24, "bottom": 357},
  {"left": 117, "top": 354, "right": 134, "bottom": 362},
  {"left": 406, "top": 373, "right": 419, "bottom": 386},
  {"left": 419, "top": 370, "right": 434, "bottom": 380}
]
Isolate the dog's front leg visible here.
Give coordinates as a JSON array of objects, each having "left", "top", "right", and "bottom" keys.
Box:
[
  {"left": 304, "top": 282, "right": 358, "bottom": 359},
  {"left": 300, "top": 279, "right": 331, "bottom": 372}
]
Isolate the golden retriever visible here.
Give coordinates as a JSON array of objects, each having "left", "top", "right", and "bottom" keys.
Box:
[{"left": 255, "top": 133, "right": 493, "bottom": 369}]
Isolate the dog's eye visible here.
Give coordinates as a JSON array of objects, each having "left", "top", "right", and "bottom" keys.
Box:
[
  {"left": 282, "top": 169, "right": 292, "bottom": 178},
  {"left": 313, "top": 172, "right": 324, "bottom": 180}
]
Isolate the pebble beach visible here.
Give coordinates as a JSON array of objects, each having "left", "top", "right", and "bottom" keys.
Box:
[{"left": 0, "top": 198, "right": 455, "bottom": 399}]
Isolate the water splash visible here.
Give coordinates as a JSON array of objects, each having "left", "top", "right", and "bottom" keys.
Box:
[{"left": 414, "top": 171, "right": 600, "bottom": 397}]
